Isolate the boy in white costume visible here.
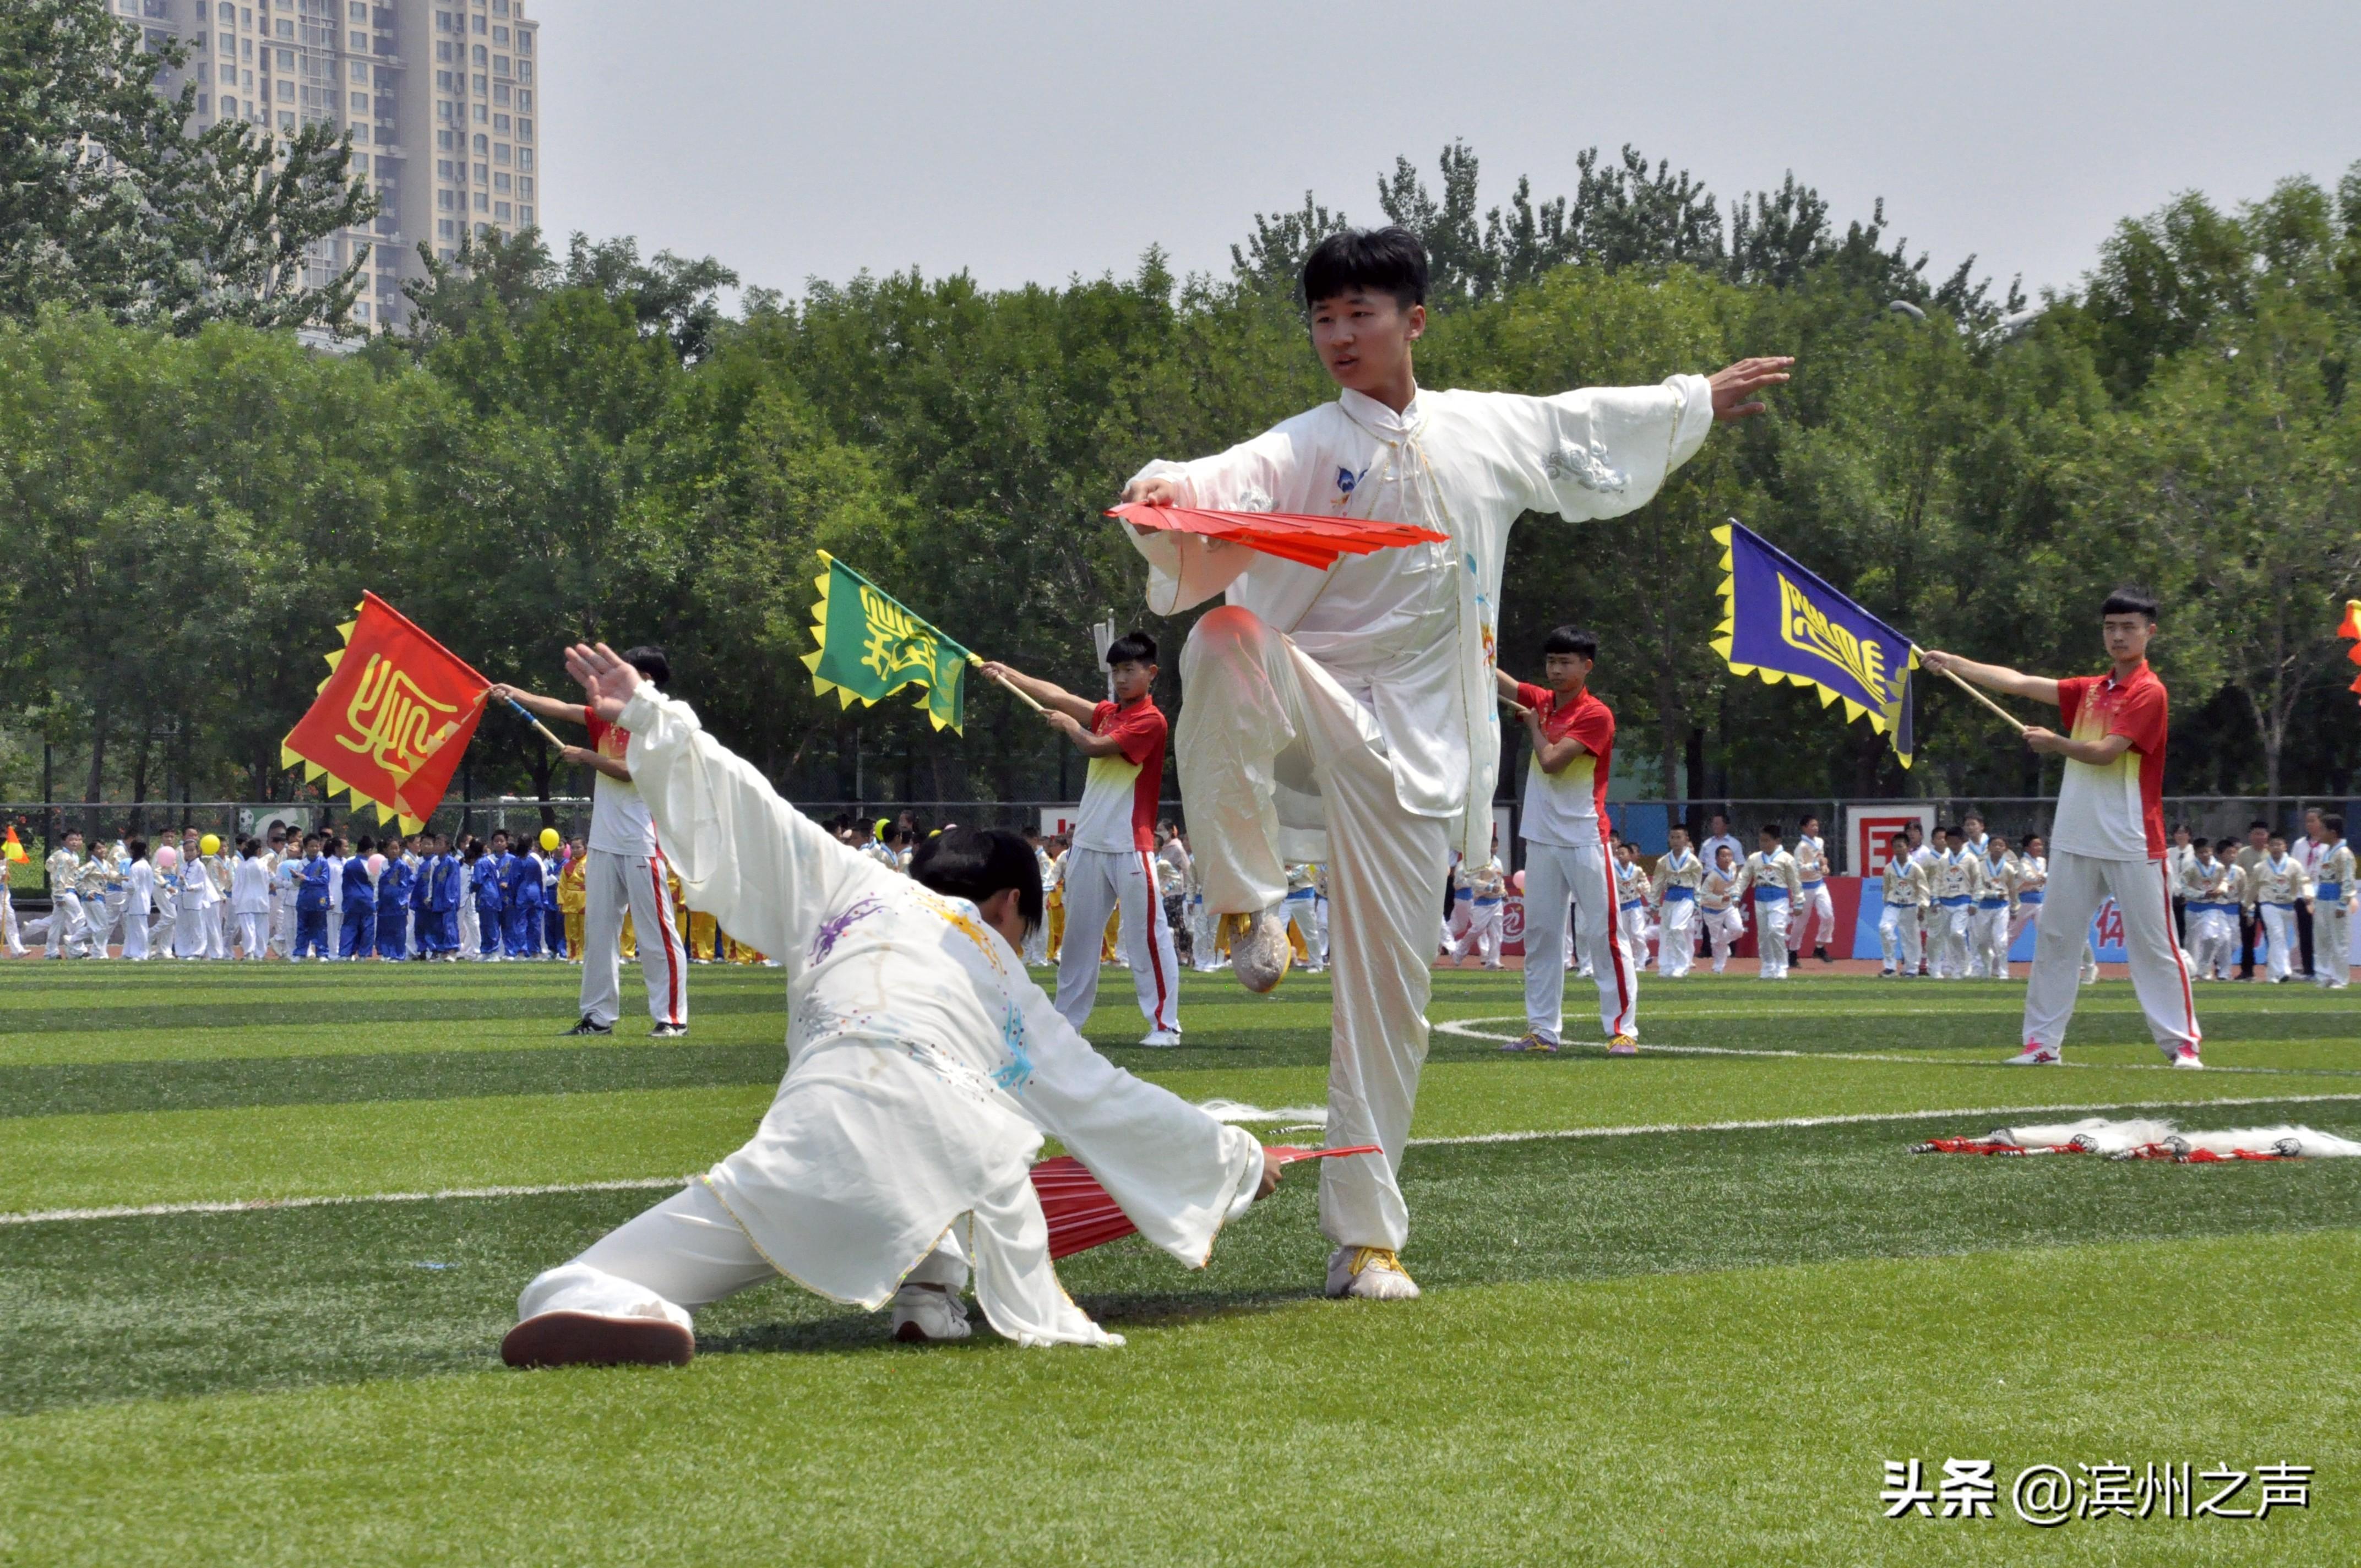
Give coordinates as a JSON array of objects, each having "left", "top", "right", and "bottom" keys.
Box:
[
  {"left": 2009, "top": 834, "right": 2053, "bottom": 962},
  {"left": 2309, "top": 815, "right": 2353, "bottom": 989},
  {"left": 42, "top": 834, "right": 88, "bottom": 958},
  {"left": 1699, "top": 846, "right": 1746, "bottom": 973},
  {"left": 1443, "top": 837, "right": 1506, "bottom": 968},
  {"left": 1737, "top": 825, "right": 1803, "bottom": 979},
  {"left": 2183, "top": 840, "right": 2238, "bottom": 981},
  {"left": 174, "top": 831, "right": 217, "bottom": 960},
  {"left": 1788, "top": 814, "right": 1838, "bottom": 965},
  {"left": 2250, "top": 833, "right": 2310, "bottom": 984},
  {"left": 1614, "top": 841, "right": 1655, "bottom": 973},
  {"left": 980, "top": 634, "right": 1183, "bottom": 1047},
  {"left": 495, "top": 650, "right": 689, "bottom": 1038},
  {"left": 1925, "top": 826, "right": 1982, "bottom": 979},
  {"left": 230, "top": 840, "right": 273, "bottom": 959},
  {"left": 1503, "top": 626, "right": 1636, "bottom": 1053},
  {"left": 1970, "top": 834, "right": 2019, "bottom": 979},
  {"left": 78, "top": 843, "right": 121, "bottom": 959},
  {"left": 503, "top": 644, "right": 1279, "bottom": 1365},
  {"left": 1924, "top": 589, "right": 2201, "bottom": 1066},
  {"left": 1119, "top": 227, "right": 1785, "bottom": 1295},
  {"left": 1650, "top": 825, "right": 1703, "bottom": 978},
  {"left": 0, "top": 850, "right": 24, "bottom": 959},
  {"left": 1877, "top": 831, "right": 1927, "bottom": 977}
]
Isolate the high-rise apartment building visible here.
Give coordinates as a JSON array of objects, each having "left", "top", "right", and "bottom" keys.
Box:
[{"left": 129, "top": 0, "right": 543, "bottom": 330}]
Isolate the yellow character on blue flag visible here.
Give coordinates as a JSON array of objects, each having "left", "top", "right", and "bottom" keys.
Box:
[{"left": 1710, "top": 521, "right": 1917, "bottom": 766}]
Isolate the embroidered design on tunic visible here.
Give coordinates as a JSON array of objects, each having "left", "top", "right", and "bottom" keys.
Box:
[
  {"left": 1232, "top": 483, "right": 1274, "bottom": 514},
  {"left": 809, "top": 895, "right": 884, "bottom": 964},
  {"left": 989, "top": 1001, "right": 1033, "bottom": 1092},
  {"left": 1542, "top": 441, "right": 1628, "bottom": 494}
]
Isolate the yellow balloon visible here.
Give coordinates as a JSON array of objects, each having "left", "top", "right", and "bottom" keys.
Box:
[
  {"left": 538, "top": 827, "right": 560, "bottom": 851},
  {"left": 198, "top": 833, "right": 221, "bottom": 856}
]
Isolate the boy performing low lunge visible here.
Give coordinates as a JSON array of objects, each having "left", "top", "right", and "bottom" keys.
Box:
[
  {"left": 1924, "top": 588, "right": 2200, "bottom": 1066},
  {"left": 503, "top": 645, "right": 1278, "bottom": 1363},
  {"left": 980, "top": 634, "right": 1182, "bottom": 1047},
  {"left": 1501, "top": 628, "right": 1633, "bottom": 1054}
]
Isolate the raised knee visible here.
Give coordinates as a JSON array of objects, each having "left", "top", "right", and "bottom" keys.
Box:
[{"left": 1183, "top": 604, "right": 1269, "bottom": 666}]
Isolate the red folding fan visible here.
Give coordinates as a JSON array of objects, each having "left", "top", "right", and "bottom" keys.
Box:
[
  {"left": 1032, "top": 1145, "right": 1381, "bottom": 1260},
  {"left": 1109, "top": 503, "right": 1446, "bottom": 570}
]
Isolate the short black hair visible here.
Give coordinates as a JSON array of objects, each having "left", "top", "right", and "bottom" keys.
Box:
[
  {"left": 1106, "top": 631, "right": 1157, "bottom": 667},
  {"left": 2101, "top": 585, "right": 2159, "bottom": 622},
  {"left": 910, "top": 828, "right": 1043, "bottom": 937},
  {"left": 2325, "top": 814, "right": 2346, "bottom": 836},
  {"left": 127, "top": 836, "right": 148, "bottom": 861},
  {"left": 2215, "top": 837, "right": 2242, "bottom": 853},
  {"left": 1759, "top": 823, "right": 1783, "bottom": 839},
  {"left": 1963, "top": 809, "right": 1984, "bottom": 825},
  {"left": 355, "top": 835, "right": 375, "bottom": 853},
  {"left": 2250, "top": 819, "right": 2271, "bottom": 832},
  {"left": 1541, "top": 625, "right": 1598, "bottom": 660},
  {"left": 1888, "top": 830, "right": 1911, "bottom": 845},
  {"left": 1943, "top": 825, "right": 1965, "bottom": 839},
  {"left": 1302, "top": 226, "right": 1428, "bottom": 309},
  {"left": 620, "top": 645, "right": 670, "bottom": 687}
]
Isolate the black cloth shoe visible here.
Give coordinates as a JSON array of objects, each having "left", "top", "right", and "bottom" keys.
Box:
[
  {"left": 649, "top": 1022, "right": 687, "bottom": 1038},
  {"left": 562, "top": 1016, "right": 613, "bottom": 1037}
]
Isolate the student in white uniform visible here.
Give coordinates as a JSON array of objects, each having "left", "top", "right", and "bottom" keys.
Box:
[
  {"left": 1700, "top": 813, "right": 1745, "bottom": 884},
  {"left": 2250, "top": 832, "right": 2310, "bottom": 984},
  {"left": 1736, "top": 825, "right": 1802, "bottom": 979},
  {"left": 1924, "top": 826, "right": 1981, "bottom": 979},
  {"left": 173, "top": 830, "right": 216, "bottom": 960},
  {"left": 0, "top": 846, "right": 24, "bottom": 959},
  {"left": 1923, "top": 591, "right": 2202, "bottom": 1066},
  {"left": 501, "top": 643, "right": 1280, "bottom": 1364},
  {"left": 78, "top": 841, "right": 122, "bottom": 959},
  {"left": 979, "top": 636, "right": 1182, "bottom": 1048},
  {"left": 2009, "top": 835, "right": 2052, "bottom": 965},
  {"left": 1970, "top": 834, "right": 2019, "bottom": 979},
  {"left": 1877, "top": 831, "right": 1928, "bottom": 978},
  {"left": 1787, "top": 814, "right": 1838, "bottom": 966},
  {"left": 2184, "top": 840, "right": 2238, "bottom": 981},
  {"left": 1120, "top": 227, "right": 1784, "bottom": 1295},
  {"left": 2309, "top": 814, "right": 2353, "bottom": 989},
  {"left": 494, "top": 651, "right": 689, "bottom": 1039},
  {"left": 1699, "top": 846, "right": 1746, "bottom": 973},
  {"left": 2165, "top": 823, "right": 2197, "bottom": 954},
  {"left": 1613, "top": 840, "right": 1655, "bottom": 976},
  {"left": 230, "top": 839, "right": 273, "bottom": 959},
  {"left": 1649, "top": 825, "right": 1703, "bottom": 978},
  {"left": 1443, "top": 839, "right": 1506, "bottom": 969}
]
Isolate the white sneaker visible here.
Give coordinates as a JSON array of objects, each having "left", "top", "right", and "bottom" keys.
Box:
[
  {"left": 889, "top": 1283, "right": 973, "bottom": 1343},
  {"left": 1138, "top": 1028, "right": 1182, "bottom": 1047},
  {"left": 1230, "top": 903, "right": 1293, "bottom": 994},
  {"left": 2004, "top": 1045, "right": 2061, "bottom": 1066},
  {"left": 2162, "top": 1043, "right": 2204, "bottom": 1070},
  {"left": 1325, "top": 1246, "right": 1420, "bottom": 1301}
]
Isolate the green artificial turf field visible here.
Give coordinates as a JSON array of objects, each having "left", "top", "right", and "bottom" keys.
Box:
[{"left": 3, "top": 958, "right": 2357, "bottom": 1565}]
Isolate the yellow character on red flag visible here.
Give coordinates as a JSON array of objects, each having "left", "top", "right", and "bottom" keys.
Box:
[
  {"left": 2341, "top": 600, "right": 2361, "bottom": 699},
  {"left": 280, "top": 592, "right": 491, "bottom": 832}
]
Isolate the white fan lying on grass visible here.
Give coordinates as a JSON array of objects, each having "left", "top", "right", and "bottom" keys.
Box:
[{"left": 1910, "top": 1117, "right": 2361, "bottom": 1161}]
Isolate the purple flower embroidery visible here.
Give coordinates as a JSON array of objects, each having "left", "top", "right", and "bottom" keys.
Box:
[{"left": 809, "top": 895, "right": 884, "bottom": 965}]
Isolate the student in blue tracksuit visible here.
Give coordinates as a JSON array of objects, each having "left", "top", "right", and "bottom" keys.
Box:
[
  {"left": 338, "top": 835, "right": 378, "bottom": 960},
  {"left": 409, "top": 837, "right": 437, "bottom": 957},
  {"left": 294, "top": 835, "right": 334, "bottom": 960},
  {"left": 472, "top": 832, "right": 509, "bottom": 959},
  {"left": 431, "top": 835, "right": 465, "bottom": 956},
  {"left": 374, "top": 836, "right": 414, "bottom": 960},
  {"left": 501, "top": 837, "right": 543, "bottom": 959}
]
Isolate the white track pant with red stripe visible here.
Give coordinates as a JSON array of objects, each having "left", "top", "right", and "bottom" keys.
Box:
[
  {"left": 1053, "top": 846, "right": 1179, "bottom": 1036},
  {"left": 2022, "top": 852, "right": 2197, "bottom": 1053},
  {"left": 1520, "top": 839, "right": 1635, "bottom": 1042},
  {"left": 579, "top": 848, "right": 686, "bottom": 1030}
]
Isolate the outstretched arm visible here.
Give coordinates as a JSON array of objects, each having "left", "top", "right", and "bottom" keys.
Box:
[
  {"left": 1917, "top": 650, "right": 2061, "bottom": 707},
  {"left": 974, "top": 661, "right": 1101, "bottom": 726},
  {"left": 486, "top": 684, "right": 586, "bottom": 727},
  {"left": 566, "top": 641, "right": 872, "bottom": 961}
]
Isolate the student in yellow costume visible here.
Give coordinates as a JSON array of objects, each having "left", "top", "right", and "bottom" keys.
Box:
[{"left": 557, "top": 839, "right": 589, "bottom": 960}]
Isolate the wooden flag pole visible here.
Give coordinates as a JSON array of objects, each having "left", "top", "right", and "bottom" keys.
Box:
[
  {"left": 973, "top": 661, "right": 1048, "bottom": 716},
  {"left": 1923, "top": 658, "right": 2028, "bottom": 736},
  {"left": 502, "top": 695, "right": 573, "bottom": 752}
]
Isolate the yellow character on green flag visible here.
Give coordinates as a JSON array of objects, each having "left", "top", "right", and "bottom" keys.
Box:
[{"left": 802, "top": 552, "right": 971, "bottom": 732}]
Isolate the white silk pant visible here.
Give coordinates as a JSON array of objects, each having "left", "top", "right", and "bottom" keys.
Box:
[
  {"left": 2023, "top": 853, "right": 2198, "bottom": 1052},
  {"left": 1970, "top": 905, "right": 2011, "bottom": 978},
  {"left": 1929, "top": 903, "right": 1972, "bottom": 978},
  {"left": 235, "top": 911, "right": 269, "bottom": 958},
  {"left": 2258, "top": 905, "right": 2296, "bottom": 982},
  {"left": 1879, "top": 903, "right": 1922, "bottom": 973},
  {"left": 2318, "top": 903, "right": 2351, "bottom": 986},
  {"left": 1754, "top": 899, "right": 1792, "bottom": 977},
  {"left": 1444, "top": 898, "right": 1502, "bottom": 966},
  {"left": 579, "top": 848, "right": 686, "bottom": 1029},
  {"left": 1055, "top": 847, "right": 1179, "bottom": 1035},
  {"left": 1178, "top": 607, "right": 1448, "bottom": 1253},
  {"left": 1656, "top": 896, "right": 1695, "bottom": 977},
  {"left": 1789, "top": 881, "right": 1836, "bottom": 954},
  {"left": 1519, "top": 840, "right": 1635, "bottom": 1042},
  {"left": 1702, "top": 906, "right": 1744, "bottom": 970}
]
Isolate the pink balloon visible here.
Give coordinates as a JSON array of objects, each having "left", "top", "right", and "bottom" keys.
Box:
[
  {"left": 367, "top": 853, "right": 387, "bottom": 878},
  {"left": 155, "top": 845, "right": 178, "bottom": 871},
  {"left": 1511, "top": 868, "right": 1526, "bottom": 894}
]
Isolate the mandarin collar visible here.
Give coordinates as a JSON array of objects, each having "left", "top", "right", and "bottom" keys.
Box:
[{"left": 1338, "top": 385, "right": 1426, "bottom": 441}]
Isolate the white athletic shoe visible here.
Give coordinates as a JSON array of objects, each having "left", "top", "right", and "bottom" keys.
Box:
[
  {"left": 1325, "top": 1246, "right": 1421, "bottom": 1301},
  {"left": 889, "top": 1283, "right": 973, "bottom": 1343},
  {"left": 2162, "top": 1043, "right": 2204, "bottom": 1070},
  {"left": 1231, "top": 903, "right": 1293, "bottom": 994},
  {"left": 2004, "top": 1045, "right": 2061, "bottom": 1066},
  {"left": 1138, "top": 1028, "right": 1183, "bottom": 1048}
]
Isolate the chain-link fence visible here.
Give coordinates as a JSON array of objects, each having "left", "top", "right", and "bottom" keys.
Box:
[{"left": 4, "top": 794, "right": 2352, "bottom": 897}]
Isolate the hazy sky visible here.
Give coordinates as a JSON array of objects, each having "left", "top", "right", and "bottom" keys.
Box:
[{"left": 538, "top": 1, "right": 2361, "bottom": 304}]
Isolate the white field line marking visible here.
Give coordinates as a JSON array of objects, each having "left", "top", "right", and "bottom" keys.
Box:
[
  {"left": 1435, "top": 1017, "right": 2361, "bottom": 1078},
  {"left": 14, "top": 1093, "right": 2361, "bottom": 1228}
]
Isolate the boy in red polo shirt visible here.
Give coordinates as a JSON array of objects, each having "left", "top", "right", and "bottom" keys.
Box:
[
  {"left": 1497, "top": 626, "right": 1637, "bottom": 1054},
  {"left": 1924, "top": 587, "right": 2202, "bottom": 1067},
  {"left": 980, "top": 634, "right": 1182, "bottom": 1046}
]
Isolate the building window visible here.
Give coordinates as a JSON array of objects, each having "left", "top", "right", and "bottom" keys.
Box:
[
  {"left": 436, "top": 42, "right": 451, "bottom": 62},
  {"left": 492, "top": 113, "right": 509, "bottom": 132},
  {"left": 472, "top": 160, "right": 486, "bottom": 179},
  {"left": 277, "top": 80, "right": 293, "bottom": 100},
  {"left": 493, "top": 142, "right": 509, "bottom": 163},
  {"left": 471, "top": 132, "right": 486, "bottom": 152},
  {"left": 197, "top": 92, "right": 210, "bottom": 114},
  {"left": 471, "top": 43, "right": 486, "bottom": 64},
  {"left": 472, "top": 13, "right": 486, "bottom": 33},
  {"left": 492, "top": 83, "right": 508, "bottom": 105},
  {"left": 516, "top": 148, "right": 532, "bottom": 170},
  {"left": 219, "top": 2, "right": 233, "bottom": 18},
  {"left": 437, "top": 226, "right": 454, "bottom": 242},
  {"left": 349, "top": 90, "right": 366, "bottom": 110},
  {"left": 351, "top": 1, "right": 366, "bottom": 17},
  {"left": 472, "top": 102, "right": 486, "bottom": 122},
  {"left": 493, "top": 172, "right": 509, "bottom": 192},
  {"left": 492, "top": 0, "right": 507, "bottom": 14},
  {"left": 518, "top": 205, "right": 532, "bottom": 226},
  {"left": 350, "top": 60, "right": 366, "bottom": 81},
  {"left": 493, "top": 55, "right": 509, "bottom": 76},
  {"left": 473, "top": 192, "right": 488, "bottom": 211},
  {"left": 492, "top": 25, "right": 508, "bottom": 44},
  {"left": 434, "top": 70, "right": 450, "bottom": 89},
  {"left": 471, "top": 72, "right": 485, "bottom": 91},
  {"left": 516, "top": 29, "right": 531, "bottom": 52},
  {"left": 350, "top": 153, "right": 368, "bottom": 173},
  {"left": 436, "top": 189, "right": 452, "bottom": 209},
  {"left": 355, "top": 302, "right": 370, "bottom": 320},
  {"left": 494, "top": 202, "right": 510, "bottom": 221},
  {"left": 515, "top": 90, "right": 530, "bottom": 111},
  {"left": 278, "top": 110, "right": 295, "bottom": 129},
  {"left": 516, "top": 117, "right": 530, "bottom": 139},
  {"left": 518, "top": 177, "right": 532, "bottom": 198},
  {"left": 435, "top": 159, "right": 452, "bottom": 178},
  {"left": 275, "top": 19, "right": 292, "bottom": 37}
]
